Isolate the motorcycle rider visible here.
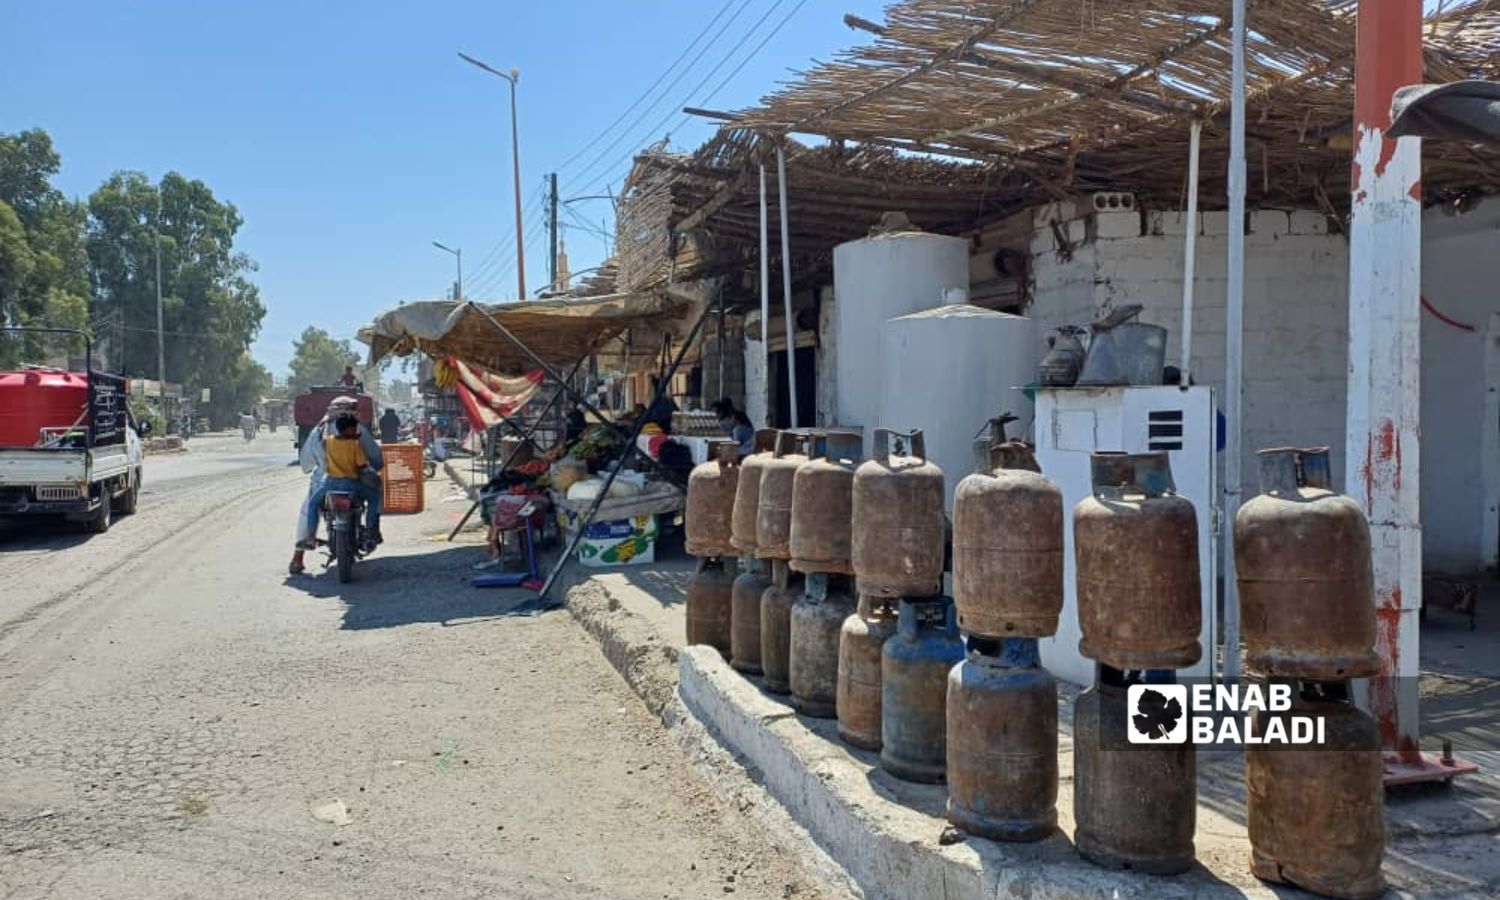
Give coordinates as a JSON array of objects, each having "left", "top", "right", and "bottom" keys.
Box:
[{"left": 288, "top": 397, "right": 383, "bottom": 574}]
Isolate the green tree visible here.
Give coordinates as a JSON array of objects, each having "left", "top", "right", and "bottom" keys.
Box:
[
  {"left": 0, "top": 130, "right": 92, "bottom": 368},
  {"left": 86, "top": 169, "right": 265, "bottom": 389},
  {"left": 287, "top": 326, "right": 361, "bottom": 395},
  {"left": 203, "top": 352, "right": 272, "bottom": 427}
]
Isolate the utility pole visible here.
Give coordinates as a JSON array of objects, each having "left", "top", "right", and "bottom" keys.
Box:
[
  {"left": 155, "top": 232, "right": 166, "bottom": 415},
  {"left": 549, "top": 173, "right": 559, "bottom": 293}
]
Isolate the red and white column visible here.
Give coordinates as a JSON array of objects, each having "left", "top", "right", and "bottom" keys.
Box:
[{"left": 1346, "top": 0, "right": 1423, "bottom": 756}]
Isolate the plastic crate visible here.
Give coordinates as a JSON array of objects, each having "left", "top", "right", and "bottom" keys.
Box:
[{"left": 381, "top": 443, "right": 425, "bottom": 514}]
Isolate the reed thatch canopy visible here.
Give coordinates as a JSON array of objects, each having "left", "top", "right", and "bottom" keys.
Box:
[
  {"left": 722, "top": 0, "right": 1500, "bottom": 214},
  {"left": 616, "top": 127, "right": 1014, "bottom": 300}
]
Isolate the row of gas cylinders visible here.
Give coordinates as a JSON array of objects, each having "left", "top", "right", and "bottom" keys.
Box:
[{"left": 685, "top": 431, "right": 1384, "bottom": 899}]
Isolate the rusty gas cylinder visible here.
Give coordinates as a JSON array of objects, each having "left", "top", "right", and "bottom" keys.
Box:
[
  {"left": 1074, "top": 667, "right": 1196, "bottom": 874},
  {"left": 755, "top": 432, "right": 811, "bottom": 561},
  {"left": 730, "top": 558, "right": 771, "bottom": 675},
  {"left": 837, "top": 595, "right": 897, "bottom": 750},
  {"left": 789, "top": 573, "right": 857, "bottom": 717},
  {"left": 852, "top": 429, "right": 946, "bottom": 599},
  {"left": 685, "top": 557, "right": 734, "bottom": 659},
  {"left": 789, "top": 446, "right": 857, "bottom": 576},
  {"left": 730, "top": 429, "right": 779, "bottom": 557},
  {"left": 946, "top": 636, "right": 1057, "bottom": 842},
  {"left": 880, "top": 595, "right": 964, "bottom": 783},
  {"left": 1236, "top": 448, "right": 1379, "bottom": 680},
  {"left": 1074, "top": 452, "right": 1201, "bottom": 670},
  {"left": 685, "top": 442, "right": 741, "bottom": 558},
  {"left": 952, "top": 443, "right": 1063, "bottom": 639},
  {"left": 759, "top": 560, "right": 802, "bottom": 695},
  {"left": 1247, "top": 681, "right": 1385, "bottom": 899}
]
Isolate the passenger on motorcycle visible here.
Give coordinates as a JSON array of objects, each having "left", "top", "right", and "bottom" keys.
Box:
[
  {"left": 307, "top": 412, "right": 383, "bottom": 543},
  {"left": 288, "top": 400, "right": 383, "bottom": 574}
]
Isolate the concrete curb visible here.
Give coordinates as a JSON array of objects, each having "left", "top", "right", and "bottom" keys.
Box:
[
  {"left": 678, "top": 645, "right": 1274, "bottom": 900},
  {"left": 562, "top": 578, "right": 866, "bottom": 898},
  {"left": 442, "top": 459, "right": 480, "bottom": 500}
]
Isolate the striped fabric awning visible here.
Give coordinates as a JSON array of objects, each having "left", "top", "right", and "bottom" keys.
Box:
[{"left": 452, "top": 357, "right": 544, "bottom": 431}]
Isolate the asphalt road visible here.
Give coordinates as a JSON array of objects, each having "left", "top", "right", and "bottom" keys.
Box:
[{"left": 0, "top": 432, "right": 827, "bottom": 899}]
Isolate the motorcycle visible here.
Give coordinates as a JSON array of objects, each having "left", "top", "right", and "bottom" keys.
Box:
[{"left": 322, "top": 488, "right": 371, "bottom": 582}]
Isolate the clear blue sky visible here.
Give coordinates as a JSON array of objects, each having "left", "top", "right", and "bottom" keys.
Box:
[{"left": 1, "top": 0, "right": 887, "bottom": 375}]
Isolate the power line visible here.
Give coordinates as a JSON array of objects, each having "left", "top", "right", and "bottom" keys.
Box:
[
  {"left": 576, "top": 0, "right": 799, "bottom": 195},
  {"left": 554, "top": 0, "right": 741, "bottom": 174},
  {"left": 563, "top": 0, "right": 760, "bottom": 186}
]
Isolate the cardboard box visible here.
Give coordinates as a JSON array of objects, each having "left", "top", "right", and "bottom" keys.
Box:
[{"left": 576, "top": 514, "right": 658, "bottom": 567}]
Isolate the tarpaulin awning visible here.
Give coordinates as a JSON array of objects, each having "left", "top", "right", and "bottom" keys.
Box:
[
  {"left": 360, "top": 293, "right": 692, "bottom": 374},
  {"left": 1390, "top": 81, "right": 1500, "bottom": 144},
  {"left": 451, "top": 358, "right": 545, "bottom": 431}
]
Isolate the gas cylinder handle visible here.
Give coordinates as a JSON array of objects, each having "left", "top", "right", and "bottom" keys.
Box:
[
  {"left": 752, "top": 428, "right": 778, "bottom": 454},
  {"left": 874, "top": 428, "right": 925, "bottom": 460},
  {"left": 773, "top": 430, "right": 812, "bottom": 459},
  {"left": 712, "top": 440, "right": 740, "bottom": 469},
  {"left": 1257, "top": 446, "right": 1332, "bottom": 493},
  {"left": 1298, "top": 446, "right": 1333, "bottom": 490},
  {"left": 1090, "top": 451, "right": 1175, "bottom": 498}
]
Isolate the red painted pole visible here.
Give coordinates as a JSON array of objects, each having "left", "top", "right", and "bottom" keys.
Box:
[{"left": 1347, "top": 0, "right": 1423, "bottom": 758}]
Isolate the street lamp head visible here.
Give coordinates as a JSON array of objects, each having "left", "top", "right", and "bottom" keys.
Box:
[
  {"left": 510, "top": 67, "right": 520, "bottom": 82},
  {"left": 458, "top": 51, "right": 516, "bottom": 83}
]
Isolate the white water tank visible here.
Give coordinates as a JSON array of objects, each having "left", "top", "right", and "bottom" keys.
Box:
[
  {"left": 832, "top": 230, "right": 969, "bottom": 450},
  {"left": 879, "top": 305, "right": 1039, "bottom": 510}
]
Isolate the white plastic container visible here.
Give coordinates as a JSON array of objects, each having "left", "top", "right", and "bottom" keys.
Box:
[{"left": 879, "top": 305, "right": 1038, "bottom": 510}]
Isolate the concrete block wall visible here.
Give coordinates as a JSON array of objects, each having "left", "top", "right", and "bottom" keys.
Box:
[
  {"left": 1421, "top": 197, "right": 1500, "bottom": 573},
  {"left": 1025, "top": 200, "right": 1349, "bottom": 500}
]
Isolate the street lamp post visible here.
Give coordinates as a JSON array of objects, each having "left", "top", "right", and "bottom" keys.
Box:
[
  {"left": 459, "top": 52, "right": 526, "bottom": 300},
  {"left": 432, "top": 241, "right": 462, "bottom": 300}
]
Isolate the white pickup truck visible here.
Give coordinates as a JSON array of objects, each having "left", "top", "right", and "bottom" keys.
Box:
[
  {"left": 0, "top": 329, "right": 146, "bottom": 533},
  {"left": 0, "top": 419, "right": 144, "bottom": 533}
]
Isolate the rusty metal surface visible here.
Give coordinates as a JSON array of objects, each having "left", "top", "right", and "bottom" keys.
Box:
[
  {"left": 755, "top": 433, "right": 810, "bottom": 560},
  {"left": 1236, "top": 448, "right": 1380, "bottom": 680},
  {"left": 837, "top": 595, "right": 897, "bottom": 751},
  {"left": 759, "top": 560, "right": 801, "bottom": 694},
  {"left": 946, "top": 638, "right": 1057, "bottom": 842},
  {"left": 729, "top": 430, "right": 778, "bottom": 556},
  {"left": 789, "top": 455, "right": 856, "bottom": 575},
  {"left": 1073, "top": 677, "right": 1196, "bottom": 875},
  {"left": 730, "top": 561, "right": 770, "bottom": 674},
  {"left": 953, "top": 467, "right": 1064, "bottom": 639},
  {"left": 852, "top": 429, "right": 946, "bottom": 599},
  {"left": 685, "top": 445, "right": 740, "bottom": 558},
  {"left": 880, "top": 596, "right": 963, "bottom": 783},
  {"left": 790, "top": 574, "right": 855, "bottom": 718},
  {"left": 1248, "top": 689, "right": 1385, "bottom": 899},
  {"left": 685, "top": 558, "right": 735, "bottom": 659},
  {"left": 1074, "top": 452, "right": 1201, "bottom": 670}
]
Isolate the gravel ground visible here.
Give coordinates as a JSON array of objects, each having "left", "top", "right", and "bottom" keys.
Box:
[{"left": 0, "top": 434, "right": 832, "bottom": 900}]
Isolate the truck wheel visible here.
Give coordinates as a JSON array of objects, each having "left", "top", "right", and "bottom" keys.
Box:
[
  {"left": 85, "top": 496, "right": 111, "bottom": 534},
  {"left": 116, "top": 473, "right": 140, "bottom": 515}
]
